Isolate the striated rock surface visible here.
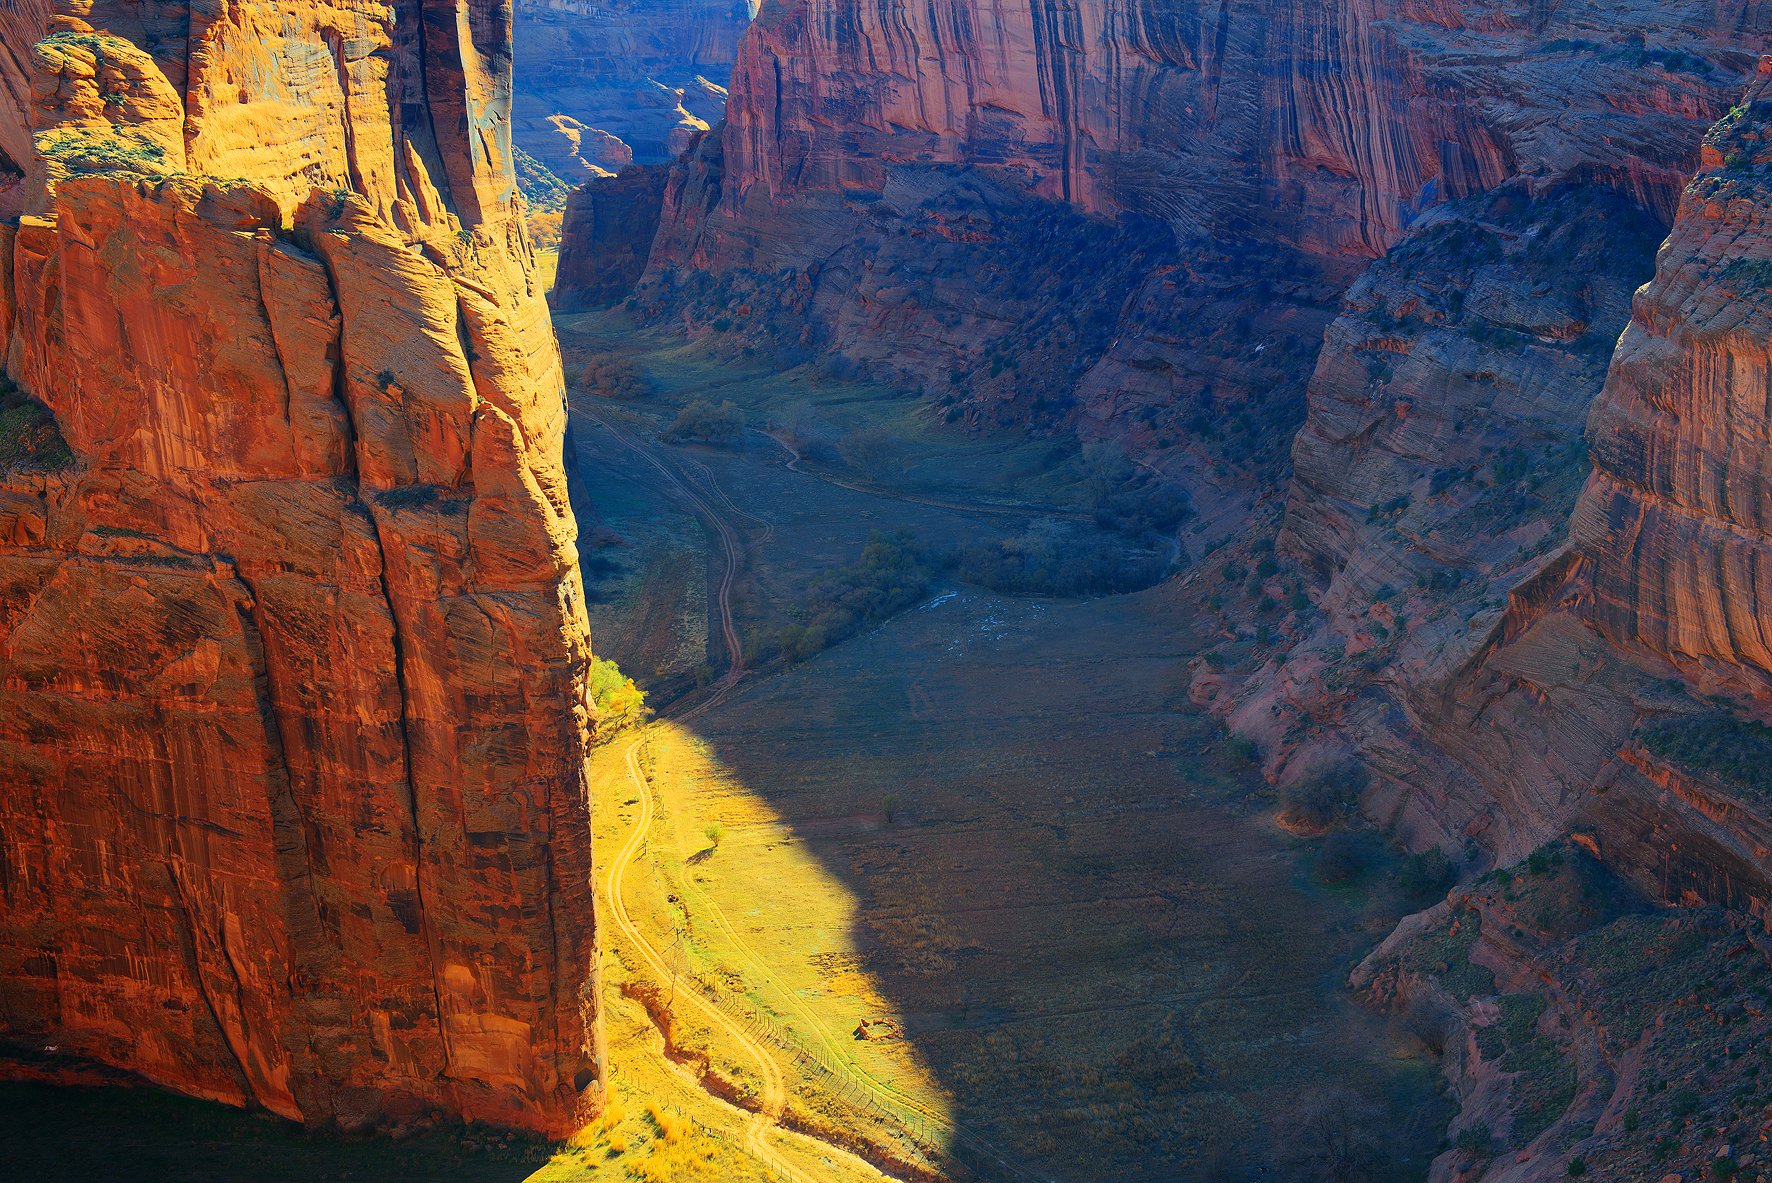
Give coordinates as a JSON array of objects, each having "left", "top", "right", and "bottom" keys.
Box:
[
  {"left": 513, "top": 0, "right": 749, "bottom": 180},
  {"left": 589, "top": 2, "right": 1770, "bottom": 548},
  {"left": 1209, "top": 56, "right": 1772, "bottom": 1180},
  {"left": 0, "top": 1, "right": 599, "bottom": 1136},
  {"left": 1574, "top": 63, "right": 1772, "bottom": 695},
  {"left": 554, "top": 163, "right": 671, "bottom": 310}
]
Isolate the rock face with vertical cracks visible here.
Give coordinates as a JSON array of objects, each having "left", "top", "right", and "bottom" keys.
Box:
[
  {"left": 1575, "top": 63, "right": 1772, "bottom": 695},
  {"left": 0, "top": 1, "right": 599, "bottom": 1137},
  {"left": 566, "top": 1, "right": 1769, "bottom": 544},
  {"left": 1231, "top": 54, "right": 1772, "bottom": 922}
]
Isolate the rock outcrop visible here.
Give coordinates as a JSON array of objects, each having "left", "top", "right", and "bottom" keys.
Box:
[
  {"left": 513, "top": 0, "right": 749, "bottom": 180},
  {"left": 1212, "top": 50, "right": 1772, "bottom": 920},
  {"left": 0, "top": 1, "right": 600, "bottom": 1137},
  {"left": 1575, "top": 64, "right": 1772, "bottom": 696}
]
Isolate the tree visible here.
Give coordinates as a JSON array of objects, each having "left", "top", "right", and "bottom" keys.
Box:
[
  {"left": 703, "top": 823, "right": 725, "bottom": 851},
  {"left": 1274, "top": 1087, "right": 1384, "bottom": 1181},
  {"left": 839, "top": 425, "right": 905, "bottom": 482},
  {"left": 663, "top": 399, "right": 744, "bottom": 445}
]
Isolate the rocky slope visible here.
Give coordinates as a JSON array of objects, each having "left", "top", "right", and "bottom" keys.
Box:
[
  {"left": 512, "top": 0, "right": 749, "bottom": 182},
  {"left": 1237, "top": 43, "right": 1772, "bottom": 882},
  {"left": 1188, "top": 57, "right": 1772, "bottom": 1183},
  {"left": 0, "top": 1, "right": 599, "bottom": 1136}
]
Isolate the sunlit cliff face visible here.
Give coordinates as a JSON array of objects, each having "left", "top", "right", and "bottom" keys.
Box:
[{"left": 0, "top": 0, "right": 597, "bottom": 1135}]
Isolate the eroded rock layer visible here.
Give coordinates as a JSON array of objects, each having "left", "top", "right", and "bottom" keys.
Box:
[
  {"left": 513, "top": 0, "right": 749, "bottom": 179},
  {"left": 0, "top": 1, "right": 599, "bottom": 1136},
  {"left": 570, "top": 2, "right": 1767, "bottom": 545},
  {"left": 1185, "top": 57, "right": 1772, "bottom": 976},
  {"left": 1575, "top": 65, "right": 1772, "bottom": 693}
]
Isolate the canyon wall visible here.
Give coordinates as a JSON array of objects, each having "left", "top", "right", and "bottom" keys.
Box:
[
  {"left": 0, "top": 1, "right": 600, "bottom": 1136},
  {"left": 569, "top": 2, "right": 1767, "bottom": 546},
  {"left": 1575, "top": 68, "right": 1772, "bottom": 696},
  {"left": 513, "top": 0, "right": 750, "bottom": 182},
  {"left": 1227, "top": 51, "right": 1772, "bottom": 921}
]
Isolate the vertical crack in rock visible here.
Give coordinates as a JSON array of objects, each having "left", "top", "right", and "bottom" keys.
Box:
[{"left": 0, "top": 0, "right": 597, "bottom": 1135}]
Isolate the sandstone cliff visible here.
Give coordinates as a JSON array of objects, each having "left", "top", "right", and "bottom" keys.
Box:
[
  {"left": 1575, "top": 66, "right": 1772, "bottom": 695},
  {"left": 1239, "top": 42, "right": 1772, "bottom": 882},
  {"left": 513, "top": 0, "right": 749, "bottom": 181},
  {"left": 0, "top": 1, "right": 599, "bottom": 1136},
  {"left": 574, "top": 3, "right": 1767, "bottom": 553}
]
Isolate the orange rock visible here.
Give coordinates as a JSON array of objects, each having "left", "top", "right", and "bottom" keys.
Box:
[
  {"left": 1574, "top": 61, "right": 1772, "bottom": 693},
  {"left": 0, "top": 1, "right": 599, "bottom": 1137}
]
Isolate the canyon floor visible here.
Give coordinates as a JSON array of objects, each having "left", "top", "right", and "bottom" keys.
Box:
[
  {"left": 0, "top": 314, "right": 1453, "bottom": 1181},
  {"left": 557, "top": 314, "right": 1453, "bottom": 1182}
]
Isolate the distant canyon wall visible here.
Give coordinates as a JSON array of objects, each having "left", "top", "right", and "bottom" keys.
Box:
[
  {"left": 560, "top": 4, "right": 1764, "bottom": 538},
  {"left": 0, "top": 0, "right": 600, "bottom": 1136},
  {"left": 513, "top": 0, "right": 750, "bottom": 182}
]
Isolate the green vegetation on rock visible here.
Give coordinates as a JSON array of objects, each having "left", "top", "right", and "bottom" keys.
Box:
[
  {"left": 1640, "top": 713, "right": 1772, "bottom": 801},
  {"left": 0, "top": 378, "right": 74, "bottom": 474}
]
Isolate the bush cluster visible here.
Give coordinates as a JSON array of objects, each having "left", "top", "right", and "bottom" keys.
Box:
[
  {"left": 580, "top": 357, "right": 651, "bottom": 400},
  {"left": 662, "top": 399, "right": 744, "bottom": 445},
  {"left": 777, "top": 530, "right": 937, "bottom": 663}
]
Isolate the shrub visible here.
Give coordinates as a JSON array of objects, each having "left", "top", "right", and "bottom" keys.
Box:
[
  {"left": 838, "top": 425, "right": 906, "bottom": 482},
  {"left": 1640, "top": 713, "right": 1772, "bottom": 801},
  {"left": 1397, "top": 847, "right": 1456, "bottom": 902},
  {"left": 1281, "top": 763, "right": 1368, "bottom": 829},
  {"left": 579, "top": 357, "right": 651, "bottom": 400},
  {"left": 0, "top": 379, "right": 75, "bottom": 474},
  {"left": 1316, "top": 831, "right": 1378, "bottom": 885},
  {"left": 778, "top": 530, "right": 938, "bottom": 663},
  {"left": 1567, "top": 1156, "right": 1587, "bottom": 1177},
  {"left": 662, "top": 399, "right": 744, "bottom": 445},
  {"left": 1454, "top": 1123, "right": 1493, "bottom": 1154},
  {"left": 956, "top": 526, "right": 1166, "bottom": 598},
  {"left": 1398, "top": 995, "right": 1455, "bottom": 1058}
]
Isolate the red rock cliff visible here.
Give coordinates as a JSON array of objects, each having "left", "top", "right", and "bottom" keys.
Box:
[
  {"left": 0, "top": 1, "right": 600, "bottom": 1136},
  {"left": 1574, "top": 60, "right": 1772, "bottom": 695}
]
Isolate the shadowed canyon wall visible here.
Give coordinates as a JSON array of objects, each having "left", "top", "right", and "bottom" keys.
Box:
[
  {"left": 1236, "top": 53, "right": 1772, "bottom": 913},
  {"left": 512, "top": 0, "right": 751, "bottom": 183},
  {"left": 0, "top": 0, "right": 599, "bottom": 1136},
  {"left": 559, "top": 1, "right": 1769, "bottom": 554}
]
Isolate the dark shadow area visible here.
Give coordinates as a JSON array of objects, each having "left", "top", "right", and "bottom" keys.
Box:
[{"left": 0, "top": 1081, "right": 546, "bottom": 1182}]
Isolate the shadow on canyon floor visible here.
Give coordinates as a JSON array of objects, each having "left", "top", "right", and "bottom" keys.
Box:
[
  {"left": 0, "top": 317, "right": 1454, "bottom": 1182},
  {"left": 0, "top": 1080, "right": 555, "bottom": 1182},
  {"left": 561, "top": 314, "right": 1454, "bottom": 1182}
]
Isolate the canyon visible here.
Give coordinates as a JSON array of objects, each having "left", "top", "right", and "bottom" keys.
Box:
[
  {"left": 0, "top": 0, "right": 599, "bottom": 1140},
  {"left": 560, "top": 0, "right": 1772, "bottom": 878},
  {"left": 512, "top": 0, "right": 750, "bottom": 185},
  {"left": 544, "top": 0, "right": 1772, "bottom": 1177},
  {"left": 5, "top": 0, "right": 1772, "bottom": 1179}
]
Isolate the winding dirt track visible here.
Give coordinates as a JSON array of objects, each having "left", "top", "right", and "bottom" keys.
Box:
[
  {"left": 583, "top": 408, "right": 1051, "bottom": 1182},
  {"left": 586, "top": 408, "right": 886, "bottom": 1181}
]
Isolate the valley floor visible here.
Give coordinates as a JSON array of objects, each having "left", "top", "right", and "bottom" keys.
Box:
[{"left": 554, "top": 313, "right": 1452, "bottom": 1182}]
